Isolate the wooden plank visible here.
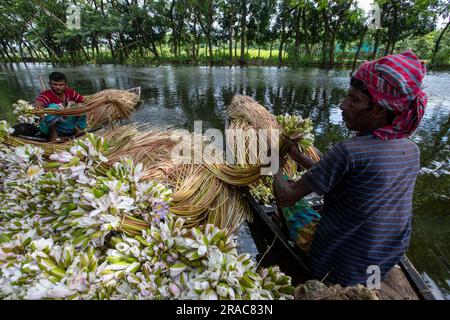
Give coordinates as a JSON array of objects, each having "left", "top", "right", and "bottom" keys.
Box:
[
  {"left": 379, "top": 265, "right": 419, "bottom": 300},
  {"left": 399, "top": 256, "right": 438, "bottom": 300}
]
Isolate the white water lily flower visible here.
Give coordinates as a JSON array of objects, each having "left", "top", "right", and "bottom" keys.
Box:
[
  {"left": 169, "top": 263, "right": 187, "bottom": 277},
  {"left": 82, "top": 191, "right": 96, "bottom": 203},
  {"left": 74, "top": 216, "right": 99, "bottom": 228},
  {"left": 14, "top": 147, "right": 29, "bottom": 162},
  {"left": 197, "top": 245, "right": 207, "bottom": 256},
  {"left": 2, "top": 267, "right": 22, "bottom": 281},
  {"left": 99, "top": 214, "right": 121, "bottom": 230},
  {"left": 200, "top": 288, "right": 218, "bottom": 300},
  {"left": 69, "top": 145, "right": 87, "bottom": 157},
  {"left": 24, "top": 278, "right": 54, "bottom": 300},
  {"left": 89, "top": 195, "right": 112, "bottom": 217},
  {"left": 168, "top": 283, "right": 181, "bottom": 297},
  {"left": 49, "top": 151, "right": 73, "bottom": 163},
  {"left": 31, "top": 238, "right": 54, "bottom": 252},
  {"left": 12, "top": 100, "right": 39, "bottom": 124},
  {"left": 46, "top": 283, "right": 76, "bottom": 299},
  {"left": 103, "top": 180, "right": 129, "bottom": 193},
  {"left": 114, "top": 195, "right": 135, "bottom": 211},
  {"left": 129, "top": 246, "right": 141, "bottom": 258},
  {"left": 116, "top": 242, "right": 130, "bottom": 253},
  {"left": 70, "top": 163, "right": 87, "bottom": 177},
  {"left": 0, "top": 120, "right": 15, "bottom": 138},
  {"left": 26, "top": 165, "right": 43, "bottom": 180},
  {"left": 216, "top": 283, "right": 229, "bottom": 298}
]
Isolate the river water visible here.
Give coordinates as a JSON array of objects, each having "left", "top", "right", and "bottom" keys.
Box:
[{"left": 1, "top": 63, "right": 449, "bottom": 299}]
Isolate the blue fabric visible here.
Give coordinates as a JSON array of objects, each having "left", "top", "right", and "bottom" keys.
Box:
[
  {"left": 281, "top": 197, "right": 321, "bottom": 252},
  {"left": 38, "top": 103, "right": 86, "bottom": 136},
  {"left": 301, "top": 134, "right": 420, "bottom": 286}
]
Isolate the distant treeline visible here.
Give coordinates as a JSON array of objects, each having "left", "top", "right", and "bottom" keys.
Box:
[{"left": 0, "top": 0, "right": 449, "bottom": 67}]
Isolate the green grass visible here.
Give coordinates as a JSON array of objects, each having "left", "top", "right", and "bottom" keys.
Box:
[{"left": 3, "top": 45, "right": 449, "bottom": 67}]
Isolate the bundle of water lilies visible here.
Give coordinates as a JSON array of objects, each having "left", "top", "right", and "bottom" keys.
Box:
[
  {"left": 276, "top": 114, "right": 314, "bottom": 149},
  {"left": 0, "top": 123, "right": 294, "bottom": 300},
  {"left": 249, "top": 179, "right": 275, "bottom": 205},
  {"left": 13, "top": 100, "right": 40, "bottom": 125},
  {"left": 0, "top": 121, "right": 14, "bottom": 141}
]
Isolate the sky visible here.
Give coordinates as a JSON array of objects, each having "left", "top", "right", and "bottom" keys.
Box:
[{"left": 356, "top": 0, "right": 374, "bottom": 15}]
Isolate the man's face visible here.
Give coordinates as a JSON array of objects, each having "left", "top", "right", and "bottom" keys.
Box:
[
  {"left": 339, "top": 87, "right": 374, "bottom": 132},
  {"left": 49, "top": 80, "right": 66, "bottom": 94}
]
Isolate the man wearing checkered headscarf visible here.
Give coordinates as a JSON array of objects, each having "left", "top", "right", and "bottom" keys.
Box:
[
  {"left": 273, "top": 51, "right": 428, "bottom": 286},
  {"left": 353, "top": 50, "right": 427, "bottom": 139}
]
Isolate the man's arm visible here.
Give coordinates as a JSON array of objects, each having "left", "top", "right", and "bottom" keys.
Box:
[
  {"left": 273, "top": 162, "right": 313, "bottom": 208},
  {"left": 34, "top": 99, "right": 46, "bottom": 111},
  {"left": 282, "top": 137, "right": 320, "bottom": 170},
  {"left": 289, "top": 144, "right": 318, "bottom": 170}
]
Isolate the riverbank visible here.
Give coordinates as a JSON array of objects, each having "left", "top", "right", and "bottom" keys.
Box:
[{"left": 3, "top": 56, "right": 449, "bottom": 70}]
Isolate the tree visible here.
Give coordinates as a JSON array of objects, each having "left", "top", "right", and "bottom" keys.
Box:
[
  {"left": 275, "top": 0, "right": 296, "bottom": 66},
  {"left": 431, "top": 1, "right": 450, "bottom": 64},
  {"left": 380, "top": 0, "right": 438, "bottom": 56},
  {"left": 319, "top": 0, "right": 354, "bottom": 66},
  {"left": 218, "top": 0, "right": 239, "bottom": 64},
  {"left": 192, "top": 0, "right": 216, "bottom": 61},
  {"left": 239, "top": 0, "right": 248, "bottom": 65}
]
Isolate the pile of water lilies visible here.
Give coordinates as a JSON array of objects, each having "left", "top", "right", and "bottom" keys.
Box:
[{"left": 0, "top": 121, "right": 294, "bottom": 300}]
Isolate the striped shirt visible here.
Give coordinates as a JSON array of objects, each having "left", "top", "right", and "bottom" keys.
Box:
[
  {"left": 36, "top": 87, "right": 84, "bottom": 107},
  {"left": 302, "top": 134, "right": 420, "bottom": 286}
]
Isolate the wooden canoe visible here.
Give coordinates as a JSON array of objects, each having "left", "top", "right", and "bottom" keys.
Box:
[{"left": 241, "top": 188, "right": 438, "bottom": 300}]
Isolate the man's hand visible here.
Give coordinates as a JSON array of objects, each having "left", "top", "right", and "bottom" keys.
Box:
[
  {"left": 272, "top": 154, "right": 313, "bottom": 208},
  {"left": 34, "top": 101, "right": 46, "bottom": 120},
  {"left": 273, "top": 156, "right": 295, "bottom": 208},
  {"left": 273, "top": 178, "right": 297, "bottom": 208},
  {"left": 281, "top": 136, "right": 302, "bottom": 160},
  {"left": 281, "top": 136, "right": 317, "bottom": 170}
]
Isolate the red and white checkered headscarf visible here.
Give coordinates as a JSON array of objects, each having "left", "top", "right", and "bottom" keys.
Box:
[{"left": 353, "top": 50, "right": 427, "bottom": 140}]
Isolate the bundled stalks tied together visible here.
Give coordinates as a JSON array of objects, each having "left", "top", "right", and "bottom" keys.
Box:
[
  {"left": 228, "top": 95, "right": 280, "bottom": 134},
  {"left": 3, "top": 135, "right": 71, "bottom": 156},
  {"left": 206, "top": 185, "right": 251, "bottom": 234},
  {"left": 6, "top": 93, "right": 319, "bottom": 234},
  {"left": 101, "top": 124, "right": 185, "bottom": 183},
  {"left": 94, "top": 125, "right": 250, "bottom": 232},
  {"left": 32, "top": 89, "right": 140, "bottom": 128}
]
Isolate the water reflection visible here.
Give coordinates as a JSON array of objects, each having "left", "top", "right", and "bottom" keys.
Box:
[{"left": 0, "top": 63, "right": 448, "bottom": 299}]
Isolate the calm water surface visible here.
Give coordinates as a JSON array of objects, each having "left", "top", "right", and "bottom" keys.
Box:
[{"left": 1, "top": 63, "right": 448, "bottom": 299}]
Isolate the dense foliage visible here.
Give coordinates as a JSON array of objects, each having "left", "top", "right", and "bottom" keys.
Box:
[{"left": 0, "top": 0, "right": 448, "bottom": 66}]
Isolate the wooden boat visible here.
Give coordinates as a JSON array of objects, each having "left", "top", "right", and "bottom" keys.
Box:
[
  {"left": 241, "top": 188, "right": 438, "bottom": 300},
  {"left": 11, "top": 87, "right": 141, "bottom": 143}
]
